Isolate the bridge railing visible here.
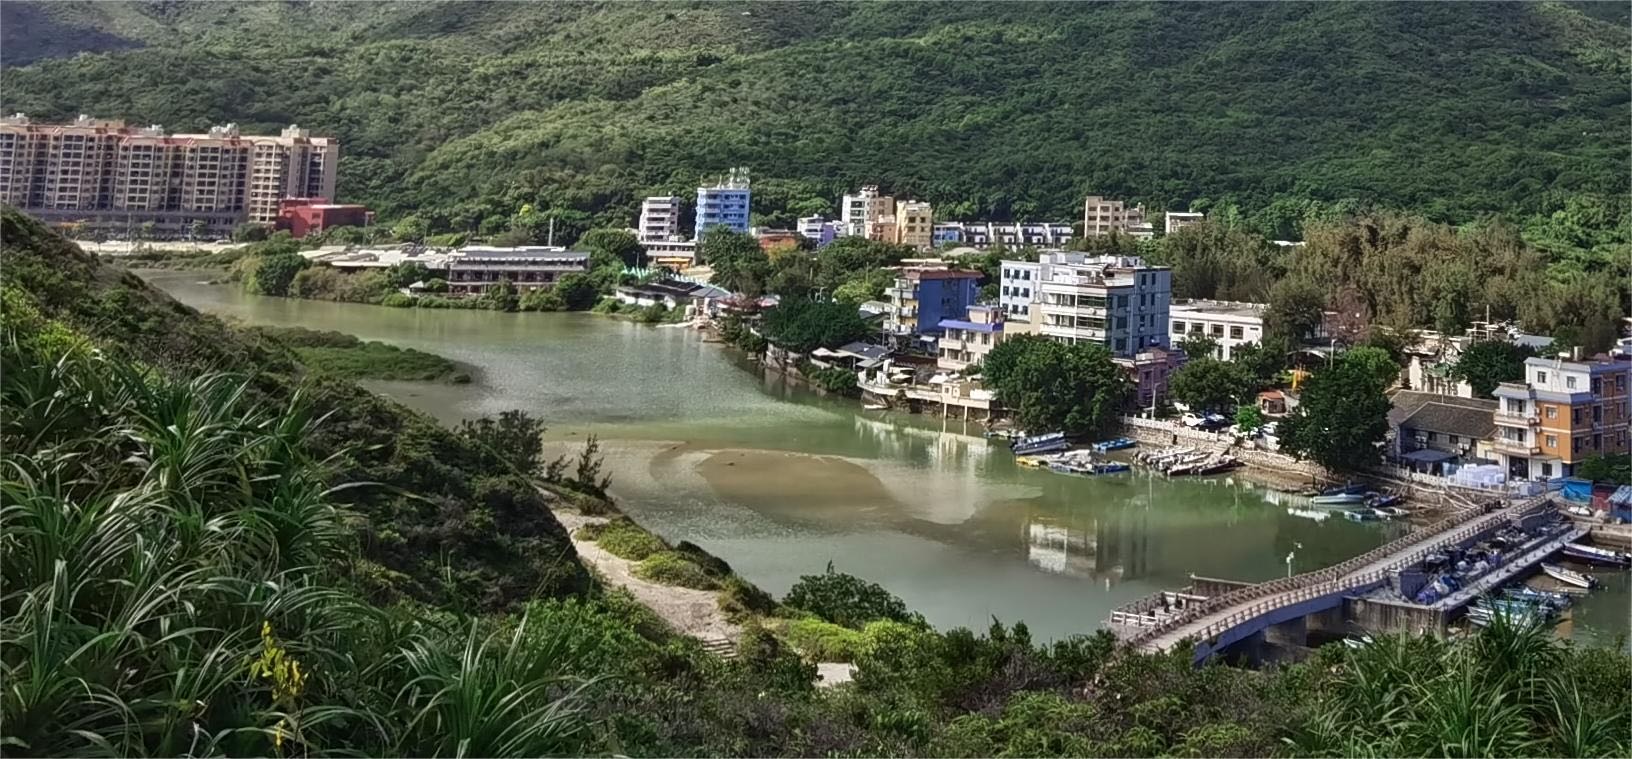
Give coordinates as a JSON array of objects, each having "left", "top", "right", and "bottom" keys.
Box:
[{"left": 1125, "top": 495, "right": 1552, "bottom": 647}]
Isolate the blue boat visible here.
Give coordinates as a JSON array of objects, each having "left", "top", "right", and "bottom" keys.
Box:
[
  {"left": 1092, "top": 437, "right": 1136, "bottom": 453},
  {"left": 1012, "top": 431, "right": 1069, "bottom": 456}
]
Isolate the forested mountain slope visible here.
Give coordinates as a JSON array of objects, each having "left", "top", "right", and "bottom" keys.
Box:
[{"left": 3, "top": 1, "right": 1627, "bottom": 238}]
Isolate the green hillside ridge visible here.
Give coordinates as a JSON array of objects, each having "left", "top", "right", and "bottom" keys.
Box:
[{"left": 3, "top": 1, "right": 1626, "bottom": 240}]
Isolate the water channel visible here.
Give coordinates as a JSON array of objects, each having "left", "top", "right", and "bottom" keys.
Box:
[{"left": 143, "top": 270, "right": 1629, "bottom": 647}]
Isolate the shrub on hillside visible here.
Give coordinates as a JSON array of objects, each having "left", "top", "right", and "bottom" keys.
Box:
[
  {"left": 593, "top": 519, "right": 666, "bottom": 561},
  {"left": 634, "top": 552, "right": 718, "bottom": 590},
  {"left": 784, "top": 562, "right": 918, "bottom": 628},
  {"left": 783, "top": 617, "right": 868, "bottom": 662}
]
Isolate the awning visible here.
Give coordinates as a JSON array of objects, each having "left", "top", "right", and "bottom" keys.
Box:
[{"left": 1402, "top": 449, "right": 1457, "bottom": 464}]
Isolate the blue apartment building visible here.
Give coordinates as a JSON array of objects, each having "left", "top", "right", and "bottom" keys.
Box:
[{"left": 695, "top": 167, "right": 752, "bottom": 236}]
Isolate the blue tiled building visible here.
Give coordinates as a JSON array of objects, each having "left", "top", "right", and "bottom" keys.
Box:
[{"left": 695, "top": 167, "right": 751, "bottom": 236}]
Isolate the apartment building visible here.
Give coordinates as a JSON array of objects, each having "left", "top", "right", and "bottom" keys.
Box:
[
  {"left": 797, "top": 215, "right": 840, "bottom": 246},
  {"left": 1002, "top": 252, "right": 1171, "bottom": 358},
  {"left": 1165, "top": 211, "right": 1204, "bottom": 235},
  {"left": 894, "top": 199, "right": 934, "bottom": 251},
  {"left": 998, "top": 260, "right": 1041, "bottom": 321},
  {"left": 1082, "top": 195, "right": 1152, "bottom": 238},
  {"left": 642, "top": 239, "right": 698, "bottom": 269},
  {"left": 1168, "top": 300, "right": 1267, "bottom": 360},
  {"left": 1491, "top": 353, "right": 1632, "bottom": 480},
  {"left": 0, "top": 113, "right": 336, "bottom": 238},
  {"left": 884, "top": 267, "right": 981, "bottom": 337},
  {"left": 694, "top": 168, "right": 751, "bottom": 236},
  {"left": 638, "top": 196, "right": 684, "bottom": 242},
  {"left": 936, "top": 305, "right": 1006, "bottom": 372},
  {"left": 932, "top": 221, "right": 1074, "bottom": 249},
  {"left": 840, "top": 185, "right": 884, "bottom": 237}
]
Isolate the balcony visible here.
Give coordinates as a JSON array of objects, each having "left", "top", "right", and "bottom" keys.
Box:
[
  {"left": 1491, "top": 437, "right": 1542, "bottom": 456},
  {"left": 1493, "top": 411, "right": 1538, "bottom": 427}
]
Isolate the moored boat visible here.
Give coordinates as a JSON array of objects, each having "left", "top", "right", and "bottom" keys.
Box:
[
  {"left": 1311, "top": 493, "right": 1367, "bottom": 506},
  {"left": 1541, "top": 562, "right": 1597, "bottom": 589},
  {"left": 1092, "top": 437, "right": 1136, "bottom": 453},
  {"left": 1012, "top": 431, "right": 1069, "bottom": 455},
  {"left": 1562, "top": 543, "right": 1632, "bottom": 566}
]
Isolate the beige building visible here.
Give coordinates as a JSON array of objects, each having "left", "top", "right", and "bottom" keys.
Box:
[
  {"left": 893, "top": 199, "right": 934, "bottom": 251},
  {"left": 1082, "top": 195, "right": 1152, "bottom": 238},
  {"left": 0, "top": 113, "right": 337, "bottom": 238},
  {"left": 936, "top": 304, "right": 1006, "bottom": 372}
]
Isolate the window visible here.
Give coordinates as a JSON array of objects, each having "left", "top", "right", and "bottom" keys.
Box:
[
  {"left": 1545, "top": 434, "right": 1557, "bottom": 448},
  {"left": 1566, "top": 376, "right": 1577, "bottom": 389},
  {"left": 1230, "top": 326, "right": 1244, "bottom": 340},
  {"left": 1592, "top": 434, "right": 1602, "bottom": 449},
  {"left": 1537, "top": 371, "right": 1547, "bottom": 384},
  {"left": 1426, "top": 432, "right": 1437, "bottom": 442},
  {"left": 1449, "top": 434, "right": 1460, "bottom": 445},
  {"left": 1545, "top": 406, "right": 1557, "bottom": 419},
  {"left": 1211, "top": 324, "right": 1224, "bottom": 337},
  {"left": 1541, "top": 463, "right": 1553, "bottom": 478},
  {"left": 1173, "top": 320, "right": 1186, "bottom": 333}
]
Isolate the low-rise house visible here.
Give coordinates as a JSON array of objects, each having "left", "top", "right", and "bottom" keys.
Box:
[
  {"left": 1169, "top": 300, "right": 1267, "bottom": 360},
  {"left": 1388, "top": 390, "right": 1498, "bottom": 474},
  {"left": 614, "top": 280, "right": 730, "bottom": 310},
  {"left": 936, "top": 305, "right": 1005, "bottom": 371},
  {"left": 1256, "top": 389, "right": 1289, "bottom": 416},
  {"left": 641, "top": 239, "right": 698, "bottom": 269},
  {"left": 810, "top": 341, "right": 889, "bottom": 372},
  {"left": 446, "top": 247, "right": 590, "bottom": 296},
  {"left": 1118, "top": 346, "right": 1184, "bottom": 410}
]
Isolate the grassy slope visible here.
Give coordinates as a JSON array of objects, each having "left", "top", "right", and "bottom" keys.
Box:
[
  {"left": 2, "top": 1, "right": 1624, "bottom": 230},
  {"left": 0, "top": 207, "right": 588, "bottom": 609}
]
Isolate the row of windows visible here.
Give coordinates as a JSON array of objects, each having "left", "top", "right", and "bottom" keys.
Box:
[{"left": 1173, "top": 321, "right": 1249, "bottom": 340}]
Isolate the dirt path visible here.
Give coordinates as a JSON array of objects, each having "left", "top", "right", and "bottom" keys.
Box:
[{"left": 553, "top": 508, "right": 743, "bottom": 647}]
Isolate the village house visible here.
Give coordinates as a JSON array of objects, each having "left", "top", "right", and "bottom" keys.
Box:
[{"left": 1387, "top": 390, "right": 1498, "bottom": 475}]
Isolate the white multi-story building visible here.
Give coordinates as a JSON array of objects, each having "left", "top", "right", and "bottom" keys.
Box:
[
  {"left": 1168, "top": 300, "right": 1266, "bottom": 360},
  {"left": 998, "top": 260, "right": 1041, "bottom": 321},
  {"left": 1082, "top": 195, "right": 1150, "bottom": 238},
  {"left": 1001, "top": 252, "right": 1171, "bottom": 358},
  {"left": 638, "top": 196, "right": 684, "bottom": 242},
  {"left": 933, "top": 221, "right": 1074, "bottom": 249},
  {"left": 840, "top": 185, "right": 882, "bottom": 237},
  {"left": 1165, "top": 211, "right": 1204, "bottom": 235}
]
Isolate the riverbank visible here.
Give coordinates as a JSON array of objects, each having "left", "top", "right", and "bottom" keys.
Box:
[{"left": 248, "top": 325, "right": 473, "bottom": 383}]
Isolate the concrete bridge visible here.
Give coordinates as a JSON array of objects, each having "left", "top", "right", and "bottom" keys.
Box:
[{"left": 1110, "top": 494, "right": 1565, "bottom": 662}]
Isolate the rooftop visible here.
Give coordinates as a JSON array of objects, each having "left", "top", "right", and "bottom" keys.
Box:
[
  {"left": 1170, "top": 299, "right": 1267, "bottom": 317},
  {"left": 1522, "top": 355, "right": 1631, "bottom": 373},
  {"left": 1388, "top": 390, "right": 1497, "bottom": 439}
]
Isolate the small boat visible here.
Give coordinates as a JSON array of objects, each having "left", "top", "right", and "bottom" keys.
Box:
[
  {"left": 1367, "top": 493, "right": 1404, "bottom": 508},
  {"left": 1342, "top": 634, "right": 1374, "bottom": 649},
  {"left": 1088, "top": 461, "right": 1131, "bottom": 474},
  {"left": 1311, "top": 493, "right": 1367, "bottom": 506},
  {"left": 862, "top": 402, "right": 888, "bottom": 411},
  {"left": 1012, "top": 431, "right": 1069, "bottom": 456},
  {"left": 1562, "top": 543, "right": 1632, "bottom": 566},
  {"left": 1320, "top": 483, "right": 1370, "bottom": 497},
  {"left": 1092, "top": 437, "right": 1136, "bottom": 453},
  {"left": 1015, "top": 456, "right": 1052, "bottom": 469},
  {"left": 1374, "top": 506, "right": 1408, "bottom": 518},
  {"left": 1541, "top": 563, "right": 1597, "bottom": 589},
  {"left": 1345, "top": 509, "right": 1382, "bottom": 522}
]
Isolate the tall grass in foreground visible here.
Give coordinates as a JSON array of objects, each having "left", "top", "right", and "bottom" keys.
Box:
[{"left": 0, "top": 335, "right": 593, "bottom": 756}]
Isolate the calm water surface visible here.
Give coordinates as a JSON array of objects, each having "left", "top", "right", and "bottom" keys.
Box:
[{"left": 145, "top": 271, "right": 1629, "bottom": 646}]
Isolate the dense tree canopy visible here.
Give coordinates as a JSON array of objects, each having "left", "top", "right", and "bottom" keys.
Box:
[
  {"left": 1453, "top": 340, "right": 1534, "bottom": 397},
  {"left": 1169, "top": 358, "right": 1255, "bottom": 413},
  {"left": 983, "top": 335, "right": 1129, "bottom": 435},
  {"left": 760, "top": 297, "right": 873, "bottom": 354},
  {"left": 1278, "top": 352, "right": 1394, "bottom": 471}
]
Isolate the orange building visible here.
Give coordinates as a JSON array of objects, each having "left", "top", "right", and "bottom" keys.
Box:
[{"left": 1492, "top": 353, "right": 1632, "bottom": 480}]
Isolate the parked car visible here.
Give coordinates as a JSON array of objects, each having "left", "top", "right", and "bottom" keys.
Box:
[{"left": 1180, "top": 413, "right": 1207, "bottom": 428}]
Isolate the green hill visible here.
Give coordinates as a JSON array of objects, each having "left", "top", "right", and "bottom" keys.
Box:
[{"left": 3, "top": 1, "right": 1627, "bottom": 238}]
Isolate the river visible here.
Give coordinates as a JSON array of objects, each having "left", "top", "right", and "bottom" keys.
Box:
[{"left": 143, "top": 271, "right": 1629, "bottom": 647}]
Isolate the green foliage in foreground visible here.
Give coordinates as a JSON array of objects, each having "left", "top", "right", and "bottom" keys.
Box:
[
  {"left": 578, "top": 518, "right": 666, "bottom": 561},
  {"left": 249, "top": 325, "right": 467, "bottom": 382}
]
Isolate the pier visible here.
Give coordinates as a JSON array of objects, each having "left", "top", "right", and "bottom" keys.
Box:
[{"left": 1108, "top": 495, "right": 1582, "bottom": 662}]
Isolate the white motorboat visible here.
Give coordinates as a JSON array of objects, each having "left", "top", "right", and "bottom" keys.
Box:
[{"left": 1541, "top": 562, "right": 1597, "bottom": 589}]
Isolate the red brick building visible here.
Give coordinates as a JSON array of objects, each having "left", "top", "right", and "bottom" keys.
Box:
[{"left": 275, "top": 198, "right": 371, "bottom": 238}]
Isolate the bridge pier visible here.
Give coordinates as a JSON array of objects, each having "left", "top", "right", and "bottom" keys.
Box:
[{"left": 1263, "top": 616, "right": 1308, "bottom": 648}]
